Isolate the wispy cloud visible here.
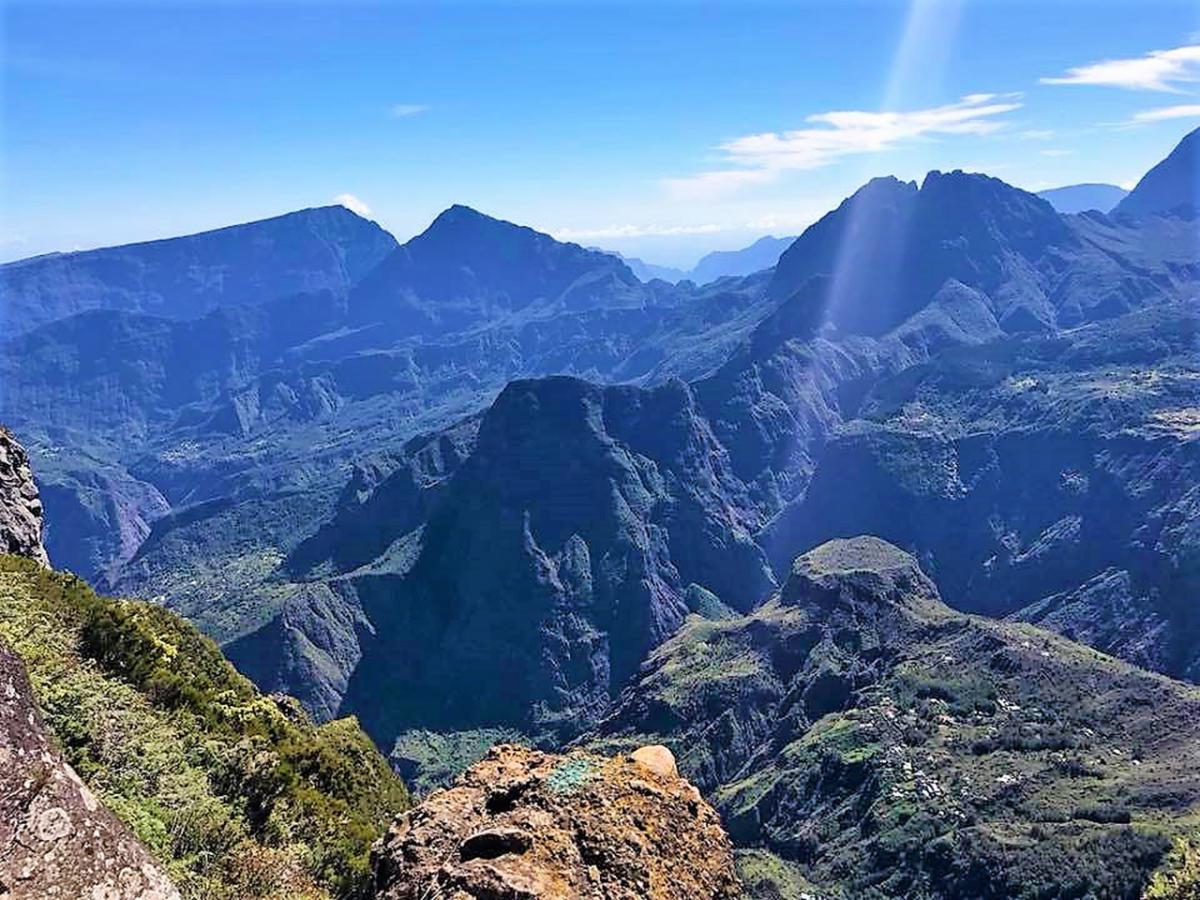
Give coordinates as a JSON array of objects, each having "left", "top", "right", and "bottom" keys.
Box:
[
  {"left": 1041, "top": 45, "right": 1200, "bottom": 92},
  {"left": 1040, "top": 148, "right": 1076, "bottom": 157},
  {"left": 390, "top": 103, "right": 429, "bottom": 118},
  {"left": 1128, "top": 103, "right": 1200, "bottom": 123},
  {"left": 333, "top": 193, "right": 372, "bottom": 216},
  {"left": 664, "top": 93, "right": 1022, "bottom": 199},
  {"left": 552, "top": 223, "right": 726, "bottom": 241}
]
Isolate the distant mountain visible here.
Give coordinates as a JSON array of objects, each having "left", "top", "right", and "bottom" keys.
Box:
[
  {"left": 594, "top": 249, "right": 688, "bottom": 283},
  {"left": 350, "top": 204, "right": 648, "bottom": 336},
  {"left": 0, "top": 205, "right": 397, "bottom": 336},
  {"left": 597, "top": 234, "right": 797, "bottom": 285},
  {"left": 689, "top": 234, "right": 796, "bottom": 283},
  {"left": 1115, "top": 126, "right": 1200, "bottom": 219},
  {"left": 1037, "top": 183, "right": 1128, "bottom": 214},
  {"left": 591, "top": 537, "right": 1200, "bottom": 899}
]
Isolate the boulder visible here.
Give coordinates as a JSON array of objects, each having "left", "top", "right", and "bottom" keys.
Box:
[{"left": 372, "top": 743, "right": 739, "bottom": 900}]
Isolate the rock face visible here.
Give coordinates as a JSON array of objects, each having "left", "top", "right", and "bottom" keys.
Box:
[
  {"left": 372, "top": 743, "right": 739, "bottom": 900},
  {"left": 0, "top": 641, "right": 179, "bottom": 900},
  {"left": 0, "top": 427, "right": 48, "bottom": 566}
]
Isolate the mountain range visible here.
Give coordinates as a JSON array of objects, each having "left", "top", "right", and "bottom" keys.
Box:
[
  {"left": 2, "top": 125, "right": 1200, "bottom": 899},
  {"left": 602, "top": 234, "right": 797, "bottom": 285}
]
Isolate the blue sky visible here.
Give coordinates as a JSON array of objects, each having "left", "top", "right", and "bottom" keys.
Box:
[{"left": 3, "top": 1, "right": 1200, "bottom": 266}]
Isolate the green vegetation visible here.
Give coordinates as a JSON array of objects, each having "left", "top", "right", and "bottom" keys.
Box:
[
  {"left": 0, "top": 555, "right": 410, "bottom": 900},
  {"left": 593, "top": 538, "right": 1200, "bottom": 899},
  {"left": 390, "top": 726, "right": 527, "bottom": 796},
  {"left": 1144, "top": 836, "right": 1200, "bottom": 899}
]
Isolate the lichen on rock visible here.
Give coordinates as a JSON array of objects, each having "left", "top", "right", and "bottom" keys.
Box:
[{"left": 372, "top": 743, "right": 739, "bottom": 900}]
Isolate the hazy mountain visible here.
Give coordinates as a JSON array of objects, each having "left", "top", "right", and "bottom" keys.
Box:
[
  {"left": 594, "top": 249, "right": 688, "bottom": 283},
  {"left": 0, "top": 205, "right": 397, "bottom": 337},
  {"left": 689, "top": 234, "right": 796, "bottom": 283},
  {"left": 1036, "top": 183, "right": 1128, "bottom": 214},
  {"left": 599, "top": 234, "right": 797, "bottom": 285},
  {"left": 1115, "top": 126, "right": 1200, "bottom": 219}
]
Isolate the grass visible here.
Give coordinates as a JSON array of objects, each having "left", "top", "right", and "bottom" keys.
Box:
[{"left": 0, "top": 554, "right": 410, "bottom": 900}]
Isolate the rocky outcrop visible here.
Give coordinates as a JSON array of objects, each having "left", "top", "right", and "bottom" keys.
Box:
[
  {"left": 0, "top": 427, "right": 48, "bottom": 566},
  {"left": 0, "top": 641, "right": 179, "bottom": 899},
  {"left": 372, "top": 743, "right": 739, "bottom": 900}
]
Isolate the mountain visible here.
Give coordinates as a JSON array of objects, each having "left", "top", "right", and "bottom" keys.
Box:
[
  {"left": 768, "top": 300, "right": 1200, "bottom": 677},
  {"left": 225, "top": 161, "right": 1200, "bottom": 772},
  {"left": 0, "top": 205, "right": 398, "bottom": 337},
  {"left": 1115, "top": 126, "right": 1200, "bottom": 219},
  {"left": 595, "top": 249, "right": 689, "bottom": 283},
  {"left": 690, "top": 234, "right": 796, "bottom": 283},
  {"left": 1036, "top": 183, "right": 1128, "bottom": 214},
  {"left": 590, "top": 537, "right": 1200, "bottom": 899},
  {"left": 599, "top": 234, "right": 797, "bottom": 286},
  {"left": 0, "top": 204, "right": 773, "bottom": 603},
  {"left": 259, "top": 375, "right": 775, "bottom": 743},
  {"left": 349, "top": 204, "right": 650, "bottom": 337}
]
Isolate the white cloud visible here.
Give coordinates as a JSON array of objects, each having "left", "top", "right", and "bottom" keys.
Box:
[
  {"left": 1040, "top": 148, "right": 1076, "bottom": 157},
  {"left": 1019, "top": 129, "right": 1056, "bottom": 140},
  {"left": 664, "top": 93, "right": 1021, "bottom": 199},
  {"left": 333, "top": 193, "right": 372, "bottom": 216},
  {"left": 1128, "top": 103, "right": 1200, "bottom": 123},
  {"left": 1041, "top": 45, "right": 1200, "bottom": 92},
  {"left": 390, "top": 103, "right": 429, "bottom": 118}
]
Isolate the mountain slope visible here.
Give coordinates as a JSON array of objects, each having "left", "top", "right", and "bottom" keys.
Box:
[
  {"left": 590, "top": 537, "right": 1200, "bottom": 899},
  {"left": 0, "top": 206, "right": 397, "bottom": 336},
  {"left": 1115, "top": 126, "right": 1200, "bottom": 219},
  {"left": 0, "top": 556, "right": 410, "bottom": 899},
  {"left": 277, "top": 376, "right": 775, "bottom": 746},
  {"left": 768, "top": 300, "right": 1200, "bottom": 679},
  {"left": 1037, "top": 183, "right": 1128, "bottom": 214}
]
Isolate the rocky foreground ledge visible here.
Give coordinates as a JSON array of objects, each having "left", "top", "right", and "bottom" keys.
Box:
[
  {"left": 0, "top": 641, "right": 179, "bottom": 900},
  {"left": 372, "top": 743, "right": 740, "bottom": 900}
]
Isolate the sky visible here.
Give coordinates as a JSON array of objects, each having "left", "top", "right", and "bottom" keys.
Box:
[{"left": 3, "top": 0, "right": 1200, "bottom": 267}]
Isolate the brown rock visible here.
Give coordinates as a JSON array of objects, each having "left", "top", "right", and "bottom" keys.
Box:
[
  {"left": 372, "top": 743, "right": 739, "bottom": 900},
  {"left": 0, "top": 640, "right": 179, "bottom": 900},
  {"left": 630, "top": 744, "right": 677, "bottom": 779}
]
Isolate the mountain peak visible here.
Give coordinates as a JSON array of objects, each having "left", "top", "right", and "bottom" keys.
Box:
[
  {"left": 419, "top": 204, "right": 537, "bottom": 242},
  {"left": 1115, "top": 126, "right": 1200, "bottom": 219},
  {"left": 782, "top": 536, "right": 943, "bottom": 615}
]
